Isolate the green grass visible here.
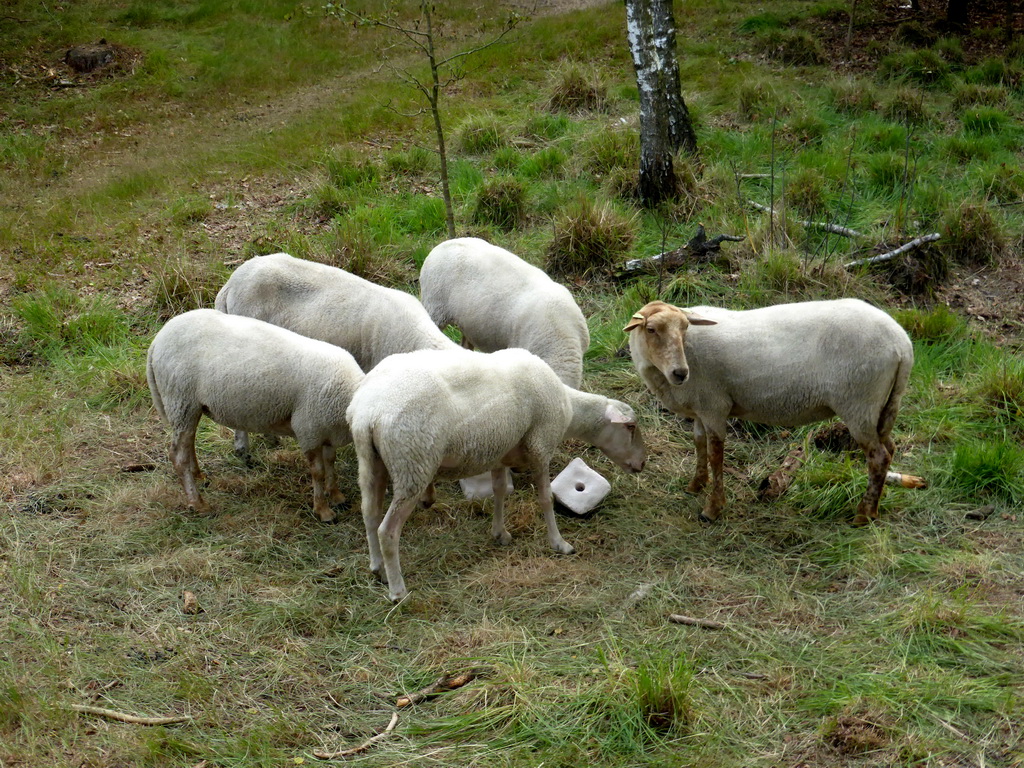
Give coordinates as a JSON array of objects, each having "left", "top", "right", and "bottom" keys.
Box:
[{"left": 2, "top": 1, "right": 1023, "bottom": 766}]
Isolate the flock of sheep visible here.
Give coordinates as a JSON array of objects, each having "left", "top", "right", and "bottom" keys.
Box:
[{"left": 146, "top": 237, "right": 914, "bottom": 602}]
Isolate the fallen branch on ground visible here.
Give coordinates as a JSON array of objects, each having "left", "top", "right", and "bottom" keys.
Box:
[
  {"left": 965, "top": 504, "right": 996, "bottom": 521},
  {"left": 757, "top": 447, "right": 805, "bottom": 501},
  {"left": 843, "top": 233, "right": 941, "bottom": 268},
  {"left": 885, "top": 471, "right": 927, "bottom": 489},
  {"left": 668, "top": 614, "right": 727, "bottom": 630},
  {"left": 396, "top": 671, "right": 476, "bottom": 708},
  {"left": 620, "top": 223, "right": 743, "bottom": 274},
  {"left": 748, "top": 201, "right": 864, "bottom": 238},
  {"left": 69, "top": 704, "right": 191, "bottom": 725},
  {"left": 313, "top": 711, "right": 399, "bottom": 760}
]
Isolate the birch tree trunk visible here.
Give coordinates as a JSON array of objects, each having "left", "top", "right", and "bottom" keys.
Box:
[{"left": 624, "top": 0, "right": 697, "bottom": 208}]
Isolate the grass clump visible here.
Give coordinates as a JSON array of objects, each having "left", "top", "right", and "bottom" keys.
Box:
[
  {"left": 948, "top": 438, "right": 1024, "bottom": 503},
  {"left": 786, "top": 166, "right": 828, "bottom": 217},
  {"left": 961, "top": 106, "right": 1009, "bottom": 134},
  {"left": 323, "top": 148, "right": 380, "bottom": 189},
  {"left": 895, "top": 20, "right": 937, "bottom": 48},
  {"left": 520, "top": 146, "right": 566, "bottom": 178},
  {"left": 828, "top": 78, "right": 877, "bottom": 116},
  {"left": 472, "top": 176, "right": 527, "bottom": 231},
  {"left": 974, "top": 356, "right": 1024, "bottom": 419},
  {"left": 878, "top": 49, "right": 950, "bottom": 87},
  {"left": 457, "top": 114, "right": 506, "bottom": 154},
  {"left": 150, "top": 257, "right": 229, "bottom": 320},
  {"left": 950, "top": 83, "right": 1008, "bottom": 111},
  {"left": 893, "top": 304, "right": 967, "bottom": 342},
  {"left": 753, "top": 28, "right": 825, "bottom": 66},
  {"left": 12, "top": 287, "right": 133, "bottom": 360},
  {"left": 579, "top": 125, "right": 638, "bottom": 176},
  {"left": 939, "top": 203, "right": 1007, "bottom": 266},
  {"left": 882, "top": 87, "right": 930, "bottom": 126},
  {"left": 546, "top": 194, "right": 637, "bottom": 278},
  {"left": 545, "top": 62, "right": 607, "bottom": 113}
]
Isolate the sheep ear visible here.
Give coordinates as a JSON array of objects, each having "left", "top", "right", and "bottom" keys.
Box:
[
  {"left": 685, "top": 311, "right": 717, "bottom": 326},
  {"left": 605, "top": 403, "right": 633, "bottom": 424},
  {"left": 623, "top": 312, "right": 646, "bottom": 333}
]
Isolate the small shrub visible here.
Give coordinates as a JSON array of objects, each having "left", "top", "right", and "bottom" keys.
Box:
[
  {"left": 150, "top": 257, "right": 228, "bottom": 320},
  {"left": 520, "top": 146, "right": 566, "bottom": 178},
  {"left": 939, "top": 203, "right": 1007, "bottom": 266},
  {"left": 457, "top": 114, "right": 506, "bottom": 154},
  {"left": 882, "top": 87, "right": 930, "bottom": 126},
  {"left": 949, "top": 439, "right": 1024, "bottom": 503},
  {"left": 546, "top": 62, "right": 607, "bottom": 113},
  {"left": 893, "top": 304, "right": 967, "bottom": 342},
  {"left": 546, "top": 195, "right": 637, "bottom": 278},
  {"left": 962, "top": 106, "right": 1009, "bottom": 134},
  {"left": 754, "top": 29, "right": 824, "bottom": 66},
  {"left": 472, "top": 177, "right": 526, "bottom": 231},
  {"left": 828, "top": 79, "right": 877, "bottom": 116},
  {"left": 878, "top": 50, "right": 949, "bottom": 87}
]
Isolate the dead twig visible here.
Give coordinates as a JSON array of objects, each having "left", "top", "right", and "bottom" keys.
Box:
[
  {"left": 668, "top": 614, "right": 727, "bottom": 630},
  {"left": 396, "top": 671, "right": 476, "bottom": 708},
  {"left": 313, "top": 711, "right": 399, "bottom": 760},
  {"left": 620, "top": 223, "right": 743, "bottom": 274},
  {"left": 749, "top": 201, "right": 864, "bottom": 238},
  {"left": 965, "top": 504, "right": 996, "bottom": 521},
  {"left": 69, "top": 704, "right": 191, "bottom": 725},
  {"left": 843, "top": 233, "right": 940, "bottom": 268}
]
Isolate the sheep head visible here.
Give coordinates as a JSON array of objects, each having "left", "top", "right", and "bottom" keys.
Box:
[{"left": 623, "top": 301, "right": 716, "bottom": 386}]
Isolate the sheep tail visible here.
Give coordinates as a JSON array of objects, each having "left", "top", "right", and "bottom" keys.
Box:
[
  {"left": 145, "top": 345, "right": 167, "bottom": 422},
  {"left": 876, "top": 352, "right": 912, "bottom": 441}
]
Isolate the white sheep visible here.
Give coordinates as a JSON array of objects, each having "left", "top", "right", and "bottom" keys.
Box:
[
  {"left": 215, "top": 252, "right": 459, "bottom": 458},
  {"left": 419, "top": 237, "right": 590, "bottom": 388},
  {"left": 146, "top": 308, "right": 364, "bottom": 522},
  {"left": 346, "top": 347, "right": 646, "bottom": 602},
  {"left": 624, "top": 299, "right": 913, "bottom": 525}
]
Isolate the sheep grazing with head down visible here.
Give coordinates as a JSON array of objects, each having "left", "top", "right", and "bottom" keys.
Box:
[
  {"left": 419, "top": 237, "right": 590, "bottom": 389},
  {"left": 214, "top": 252, "right": 459, "bottom": 458},
  {"left": 346, "top": 347, "right": 646, "bottom": 603},
  {"left": 146, "top": 309, "right": 364, "bottom": 522},
  {"left": 625, "top": 299, "right": 914, "bottom": 525}
]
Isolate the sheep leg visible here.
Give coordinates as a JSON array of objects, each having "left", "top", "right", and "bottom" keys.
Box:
[
  {"left": 378, "top": 495, "right": 418, "bottom": 603},
  {"left": 420, "top": 482, "right": 436, "bottom": 509},
  {"left": 698, "top": 432, "right": 727, "bottom": 523},
  {"left": 357, "top": 450, "right": 389, "bottom": 580},
  {"left": 687, "top": 418, "right": 709, "bottom": 494},
  {"left": 171, "top": 423, "right": 208, "bottom": 513},
  {"left": 305, "top": 448, "right": 336, "bottom": 523},
  {"left": 854, "top": 441, "right": 894, "bottom": 525},
  {"left": 232, "top": 429, "right": 252, "bottom": 464},
  {"left": 535, "top": 468, "right": 574, "bottom": 555},
  {"left": 490, "top": 468, "right": 513, "bottom": 546},
  {"left": 322, "top": 444, "right": 347, "bottom": 507}
]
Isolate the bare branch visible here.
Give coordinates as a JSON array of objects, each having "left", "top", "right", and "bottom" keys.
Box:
[
  {"left": 843, "top": 233, "right": 941, "bottom": 268},
  {"left": 313, "top": 711, "right": 399, "bottom": 760},
  {"left": 70, "top": 704, "right": 192, "bottom": 726},
  {"left": 395, "top": 671, "right": 477, "bottom": 708},
  {"left": 748, "top": 201, "right": 865, "bottom": 238},
  {"left": 668, "top": 614, "right": 727, "bottom": 630}
]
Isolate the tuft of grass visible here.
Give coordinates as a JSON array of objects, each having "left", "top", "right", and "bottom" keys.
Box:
[
  {"left": 948, "top": 438, "right": 1024, "bottom": 503},
  {"left": 12, "top": 286, "right": 133, "bottom": 360},
  {"left": 457, "top": 114, "right": 507, "bottom": 154},
  {"left": 753, "top": 28, "right": 825, "bottom": 66},
  {"left": 827, "top": 78, "right": 877, "bottom": 116},
  {"left": 323, "top": 147, "right": 380, "bottom": 189},
  {"left": 385, "top": 145, "right": 435, "bottom": 176},
  {"left": 150, "top": 257, "right": 228, "bottom": 321},
  {"left": 892, "top": 304, "right": 967, "bottom": 342},
  {"left": 545, "top": 62, "right": 608, "bottom": 113},
  {"left": 878, "top": 49, "right": 950, "bottom": 87},
  {"left": 973, "top": 356, "right": 1024, "bottom": 420},
  {"left": 472, "top": 176, "right": 527, "bottom": 231},
  {"left": 961, "top": 106, "right": 1009, "bottom": 135},
  {"left": 578, "top": 125, "right": 638, "bottom": 176},
  {"left": 939, "top": 202, "right": 1007, "bottom": 266},
  {"left": 520, "top": 146, "right": 567, "bottom": 179},
  {"left": 882, "top": 87, "right": 930, "bottom": 126},
  {"left": 546, "top": 194, "right": 637, "bottom": 278}
]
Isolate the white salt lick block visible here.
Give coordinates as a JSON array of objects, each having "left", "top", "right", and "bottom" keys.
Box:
[
  {"left": 551, "top": 458, "right": 611, "bottom": 516},
  {"left": 460, "top": 470, "right": 514, "bottom": 500}
]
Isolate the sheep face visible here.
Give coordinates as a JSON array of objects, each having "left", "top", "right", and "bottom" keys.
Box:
[
  {"left": 595, "top": 401, "right": 646, "bottom": 473},
  {"left": 624, "top": 301, "right": 716, "bottom": 385}
]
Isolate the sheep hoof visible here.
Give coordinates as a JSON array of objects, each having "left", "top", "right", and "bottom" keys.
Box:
[
  {"left": 388, "top": 590, "right": 408, "bottom": 604},
  {"left": 494, "top": 531, "right": 513, "bottom": 546},
  {"left": 317, "top": 511, "right": 338, "bottom": 524},
  {"left": 686, "top": 479, "right": 707, "bottom": 494},
  {"left": 188, "top": 499, "right": 211, "bottom": 514},
  {"left": 697, "top": 511, "right": 718, "bottom": 524},
  {"left": 553, "top": 542, "right": 575, "bottom": 555}
]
